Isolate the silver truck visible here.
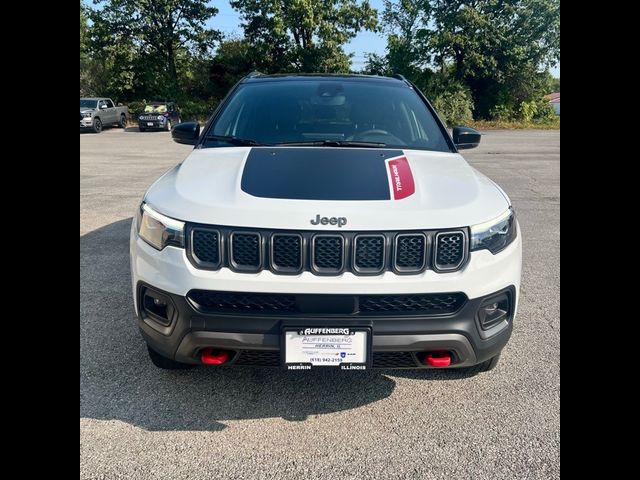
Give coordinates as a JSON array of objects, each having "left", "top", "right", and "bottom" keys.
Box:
[{"left": 80, "top": 97, "right": 129, "bottom": 133}]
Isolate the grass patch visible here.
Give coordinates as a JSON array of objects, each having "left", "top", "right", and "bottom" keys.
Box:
[{"left": 468, "top": 118, "right": 560, "bottom": 130}]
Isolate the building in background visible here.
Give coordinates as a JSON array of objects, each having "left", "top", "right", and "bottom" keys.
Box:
[{"left": 545, "top": 92, "right": 560, "bottom": 115}]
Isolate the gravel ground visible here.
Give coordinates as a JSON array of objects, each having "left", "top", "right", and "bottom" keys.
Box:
[{"left": 80, "top": 127, "right": 560, "bottom": 479}]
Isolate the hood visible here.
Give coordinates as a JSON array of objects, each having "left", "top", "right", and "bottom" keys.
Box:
[
  {"left": 144, "top": 147, "right": 510, "bottom": 231},
  {"left": 80, "top": 107, "right": 95, "bottom": 113}
]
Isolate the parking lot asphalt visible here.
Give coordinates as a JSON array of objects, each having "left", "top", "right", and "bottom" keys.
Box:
[{"left": 80, "top": 127, "right": 560, "bottom": 479}]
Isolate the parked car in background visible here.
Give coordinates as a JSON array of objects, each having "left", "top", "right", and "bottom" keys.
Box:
[
  {"left": 80, "top": 98, "right": 129, "bottom": 133},
  {"left": 138, "top": 101, "right": 181, "bottom": 131}
]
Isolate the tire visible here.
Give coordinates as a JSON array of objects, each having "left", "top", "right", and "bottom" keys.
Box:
[
  {"left": 118, "top": 114, "right": 127, "bottom": 128},
  {"left": 92, "top": 118, "right": 102, "bottom": 133},
  {"left": 147, "top": 345, "right": 195, "bottom": 370},
  {"left": 464, "top": 354, "right": 501, "bottom": 375},
  {"left": 165, "top": 120, "right": 172, "bottom": 132}
]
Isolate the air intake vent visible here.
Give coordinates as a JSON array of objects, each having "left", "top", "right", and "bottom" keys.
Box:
[
  {"left": 354, "top": 235, "right": 385, "bottom": 273},
  {"left": 188, "top": 290, "right": 296, "bottom": 314},
  {"left": 395, "top": 234, "right": 426, "bottom": 272},
  {"left": 434, "top": 231, "right": 465, "bottom": 271},
  {"left": 191, "top": 229, "right": 220, "bottom": 267},
  {"left": 230, "top": 232, "right": 261, "bottom": 270},
  {"left": 359, "top": 293, "right": 466, "bottom": 315},
  {"left": 312, "top": 235, "right": 344, "bottom": 272},
  {"left": 271, "top": 234, "right": 302, "bottom": 272}
]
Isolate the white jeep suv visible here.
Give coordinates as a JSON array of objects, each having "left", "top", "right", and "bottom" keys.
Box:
[{"left": 129, "top": 73, "right": 522, "bottom": 372}]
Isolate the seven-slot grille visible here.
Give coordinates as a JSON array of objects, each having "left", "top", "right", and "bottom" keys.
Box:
[{"left": 187, "top": 226, "right": 468, "bottom": 275}]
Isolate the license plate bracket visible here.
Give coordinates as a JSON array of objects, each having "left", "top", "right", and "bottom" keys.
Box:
[{"left": 281, "top": 326, "right": 372, "bottom": 371}]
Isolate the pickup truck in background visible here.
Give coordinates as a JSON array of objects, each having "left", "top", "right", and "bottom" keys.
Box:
[{"left": 80, "top": 97, "right": 129, "bottom": 133}]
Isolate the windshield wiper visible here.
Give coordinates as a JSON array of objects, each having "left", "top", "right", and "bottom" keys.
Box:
[
  {"left": 204, "top": 135, "right": 264, "bottom": 146},
  {"left": 274, "top": 140, "right": 387, "bottom": 148}
]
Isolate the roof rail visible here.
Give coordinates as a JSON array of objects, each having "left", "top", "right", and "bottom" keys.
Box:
[{"left": 392, "top": 74, "right": 413, "bottom": 87}]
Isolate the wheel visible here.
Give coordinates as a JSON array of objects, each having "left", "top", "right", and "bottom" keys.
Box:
[
  {"left": 92, "top": 118, "right": 102, "bottom": 133},
  {"left": 481, "top": 354, "right": 501, "bottom": 371},
  {"left": 177, "top": 117, "right": 182, "bottom": 124},
  {"left": 147, "top": 345, "right": 195, "bottom": 370},
  {"left": 165, "top": 119, "right": 172, "bottom": 131},
  {"left": 118, "top": 114, "right": 127, "bottom": 128},
  {"left": 464, "top": 354, "right": 501, "bottom": 375}
]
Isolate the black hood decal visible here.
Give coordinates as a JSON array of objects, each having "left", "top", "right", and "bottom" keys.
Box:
[{"left": 241, "top": 147, "right": 405, "bottom": 201}]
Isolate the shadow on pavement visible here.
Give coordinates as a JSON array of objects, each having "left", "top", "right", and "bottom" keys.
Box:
[{"left": 80, "top": 218, "right": 471, "bottom": 432}]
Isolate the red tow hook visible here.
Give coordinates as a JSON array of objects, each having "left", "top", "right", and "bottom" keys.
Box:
[
  {"left": 425, "top": 352, "right": 452, "bottom": 367},
  {"left": 200, "top": 348, "right": 230, "bottom": 365}
]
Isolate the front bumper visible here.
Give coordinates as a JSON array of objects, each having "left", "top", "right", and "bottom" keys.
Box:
[
  {"left": 130, "top": 221, "right": 522, "bottom": 369},
  {"left": 80, "top": 117, "right": 93, "bottom": 128},
  {"left": 137, "top": 282, "right": 514, "bottom": 368},
  {"left": 138, "top": 120, "right": 165, "bottom": 129}
]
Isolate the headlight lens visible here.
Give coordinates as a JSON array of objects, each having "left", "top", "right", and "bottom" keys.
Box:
[
  {"left": 136, "top": 203, "right": 184, "bottom": 250},
  {"left": 82, "top": 112, "right": 92, "bottom": 118},
  {"left": 470, "top": 207, "right": 517, "bottom": 254},
  {"left": 157, "top": 115, "right": 165, "bottom": 121}
]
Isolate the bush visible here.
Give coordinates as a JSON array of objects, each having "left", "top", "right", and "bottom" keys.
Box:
[
  {"left": 126, "top": 100, "right": 147, "bottom": 117},
  {"left": 178, "top": 98, "right": 219, "bottom": 122},
  {"left": 431, "top": 88, "right": 474, "bottom": 127},
  {"left": 489, "top": 104, "right": 516, "bottom": 121}
]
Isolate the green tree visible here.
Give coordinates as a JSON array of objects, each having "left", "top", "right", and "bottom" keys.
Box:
[
  {"left": 371, "top": 0, "right": 559, "bottom": 120},
  {"left": 80, "top": 1, "right": 90, "bottom": 95},
  {"left": 230, "top": 0, "right": 379, "bottom": 73},
  {"left": 91, "top": 0, "right": 220, "bottom": 97},
  {"left": 429, "top": 0, "right": 560, "bottom": 118}
]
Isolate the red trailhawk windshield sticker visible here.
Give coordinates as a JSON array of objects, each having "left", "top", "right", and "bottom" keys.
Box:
[{"left": 386, "top": 156, "right": 415, "bottom": 200}]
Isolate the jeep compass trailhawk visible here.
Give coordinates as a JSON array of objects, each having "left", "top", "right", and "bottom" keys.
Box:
[{"left": 130, "top": 73, "right": 522, "bottom": 372}]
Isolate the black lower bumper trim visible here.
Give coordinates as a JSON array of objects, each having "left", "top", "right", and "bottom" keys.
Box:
[{"left": 137, "top": 282, "right": 515, "bottom": 369}]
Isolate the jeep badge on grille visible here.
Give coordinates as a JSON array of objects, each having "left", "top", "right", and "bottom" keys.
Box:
[{"left": 310, "top": 215, "right": 347, "bottom": 227}]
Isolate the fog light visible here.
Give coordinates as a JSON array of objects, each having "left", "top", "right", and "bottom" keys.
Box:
[
  {"left": 477, "top": 292, "right": 511, "bottom": 331},
  {"left": 141, "top": 287, "right": 175, "bottom": 327}
]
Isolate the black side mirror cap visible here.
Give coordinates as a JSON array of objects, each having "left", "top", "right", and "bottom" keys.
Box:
[
  {"left": 452, "top": 126, "right": 481, "bottom": 150},
  {"left": 172, "top": 122, "right": 200, "bottom": 145}
]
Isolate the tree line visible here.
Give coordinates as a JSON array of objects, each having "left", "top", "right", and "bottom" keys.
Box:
[{"left": 80, "top": 0, "right": 559, "bottom": 125}]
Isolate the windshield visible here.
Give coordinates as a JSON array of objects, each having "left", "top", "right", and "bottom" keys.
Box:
[
  {"left": 80, "top": 99, "right": 98, "bottom": 109},
  {"left": 205, "top": 79, "right": 451, "bottom": 152},
  {"left": 144, "top": 104, "right": 167, "bottom": 113}
]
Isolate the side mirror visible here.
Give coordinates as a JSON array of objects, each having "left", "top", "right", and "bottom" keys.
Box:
[
  {"left": 172, "top": 122, "right": 200, "bottom": 145},
  {"left": 100, "top": 104, "right": 108, "bottom": 110},
  {"left": 452, "top": 126, "right": 481, "bottom": 150}
]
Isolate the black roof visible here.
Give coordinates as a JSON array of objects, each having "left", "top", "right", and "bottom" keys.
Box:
[{"left": 241, "top": 73, "right": 408, "bottom": 85}]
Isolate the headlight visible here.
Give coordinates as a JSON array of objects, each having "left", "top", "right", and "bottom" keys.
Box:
[
  {"left": 136, "top": 203, "right": 184, "bottom": 250},
  {"left": 470, "top": 207, "right": 517, "bottom": 254},
  {"left": 157, "top": 115, "right": 165, "bottom": 121},
  {"left": 82, "top": 112, "right": 92, "bottom": 118}
]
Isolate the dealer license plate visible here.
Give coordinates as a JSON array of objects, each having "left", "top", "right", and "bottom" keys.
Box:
[
  {"left": 283, "top": 327, "right": 371, "bottom": 370},
  {"left": 147, "top": 122, "right": 154, "bottom": 126}
]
